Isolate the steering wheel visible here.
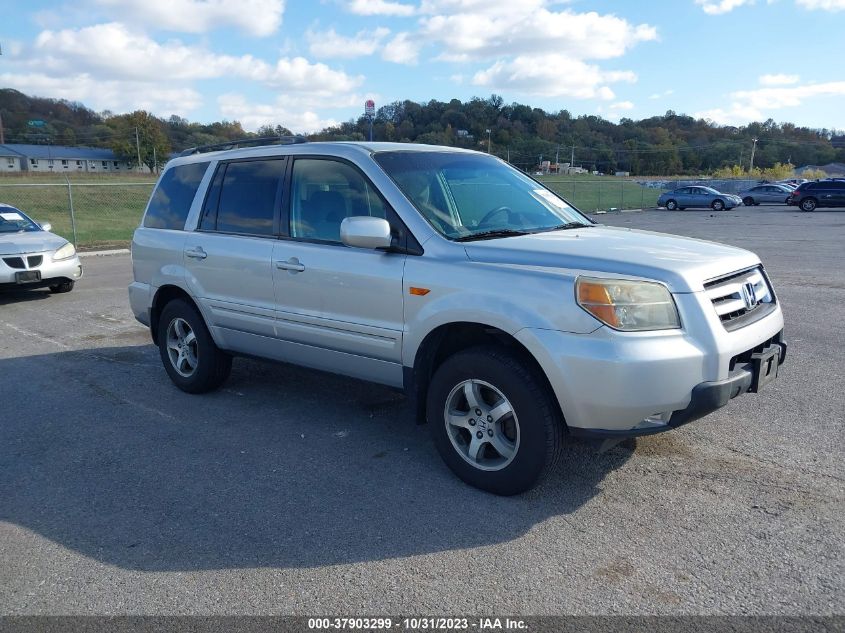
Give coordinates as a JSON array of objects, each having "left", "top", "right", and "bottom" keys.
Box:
[{"left": 477, "top": 205, "right": 514, "bottom": 228}]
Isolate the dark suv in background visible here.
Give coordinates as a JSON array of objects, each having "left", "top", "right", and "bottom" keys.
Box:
[{"left": 788, "top": 179, "right": 845, "bottom": 211}]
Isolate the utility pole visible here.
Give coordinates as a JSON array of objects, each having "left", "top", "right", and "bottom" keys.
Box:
[
  {"left": 571, "top": 145, "right": 575, "bottom": 168},
  {"left": 0, "top": 111, "right": 5, "bottom": 145},
  {"left": 555, "top": 145, "right": 560, "bottom": 172},
  {"left": 153, "top": 146, "right": 157, "bottom": 175},
  {"left": 506, "top": 147, "right": 510, "bottom": 163},
  {"left": 135, "top": 126, "right": 143, "bottom": 173},
  {"left": 485, "top": 129, "right": 491, "bottom": 153},
  {"left": 749, "top": 138, "right": 758, "bottom": 173}
]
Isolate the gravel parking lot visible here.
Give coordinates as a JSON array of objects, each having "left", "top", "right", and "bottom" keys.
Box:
[{"left": 1, "top": 205, "right": 842, "bottom": 615}]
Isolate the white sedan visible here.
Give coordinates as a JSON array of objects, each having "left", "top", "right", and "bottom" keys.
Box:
[{"left": 0, "top": 204, "right": 82, "bottom": 293}]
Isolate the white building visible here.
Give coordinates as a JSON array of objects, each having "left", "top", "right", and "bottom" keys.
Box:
[{"left": 0, "top": 144, "right": 137, "bottom": 174}]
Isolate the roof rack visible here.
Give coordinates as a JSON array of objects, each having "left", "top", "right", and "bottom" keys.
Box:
[{"left": 177, "top": 135, "right": 307, "bottom": 157}]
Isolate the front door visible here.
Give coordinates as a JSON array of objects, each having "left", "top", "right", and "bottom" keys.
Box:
[{"left": 271, "top": 157, "right": 406, "bottom": 386}]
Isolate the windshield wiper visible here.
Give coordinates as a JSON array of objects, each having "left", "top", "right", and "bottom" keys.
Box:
[
  {"left": 535, "top": 222, "right": 594, "bottom": 232},
  {"left": 454, "top": 228, "right": 531, "bottom": 242}
]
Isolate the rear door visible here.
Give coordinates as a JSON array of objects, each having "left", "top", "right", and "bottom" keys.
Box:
[
  {"left": 828, "top": 181, "right": 845, "bottom": 207},
  {"left": 674, "top": 187, "right": 692, "bottom": 206},
  {"left": 184, "top": 157, "right": 286, "bottom": 340}
]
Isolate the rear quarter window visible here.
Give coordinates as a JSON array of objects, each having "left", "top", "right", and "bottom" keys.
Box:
[{"left": 143, "top": 162, "right": 209, "bottom": 229}]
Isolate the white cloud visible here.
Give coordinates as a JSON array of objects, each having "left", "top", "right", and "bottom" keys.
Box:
[
  {"left": 609, "top": 101, "right": 635, "bottom": 110},
  {"left": 218, "top": 94, "right": 339, "bottom": 133},
  {"left": 419, "top": 7, "right": 657, "bottom": 62},
  {"left": 695, "top": 0, "right": 754, "bottom": 14},
  {"left": 648, "top": 89, "right": 674, "bottom": 99},
  {"left": 695, "top": 80, "right": 845, "bottom": 124},
  {"left": 346, "top": 0, "right": 416, "bottom": 16},
  {"left": 2, "top": 23, "right": 363, "bottom": 119},
  {"left": 0, "top": 72, "right": 203, "bottom": 116},
  {"left": 306, "top": 27, "right": 390, "bottom": 59},
  {"left": 796, "top": 0, "right": 845, "bottom": 9},
  {"left": 92, "top": 0, "right": 285, "bottom": 36},
  {"left": 382, "top": 32, "right": 422, "bottom": 64},
  {"left": 472, "top": 55, "right": 636, "bottom": 99},
  {"left": 759, "top": 73, "right": 800, "bottom": 85}
]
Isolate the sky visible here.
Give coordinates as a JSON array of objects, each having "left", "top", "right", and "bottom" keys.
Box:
[{"left": 1, "top": 0, "right": 844, "bottom": 133}]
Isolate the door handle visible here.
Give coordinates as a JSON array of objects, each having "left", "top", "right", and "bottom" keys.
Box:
[
  {"left": 184, "top": 247, "right": 207, "bottom": 260},
  {"left": 275, "top": 257, "right": 305, "bottom": 272}
]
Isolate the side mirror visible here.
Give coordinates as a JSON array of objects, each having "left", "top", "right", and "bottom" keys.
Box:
[
  {"left": 40, "top": 222, "right": 52, "bottom": 232},
  {"left": 340, "top": 216, "right": 392, "bottom": 250}
]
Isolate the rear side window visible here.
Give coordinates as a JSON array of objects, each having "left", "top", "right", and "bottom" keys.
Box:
[
  {"left": 143, "top": 162, "right": 209, "bottom": 229},
  {"left": 201, "top": 159, "right": 284, "bottom": 236}
]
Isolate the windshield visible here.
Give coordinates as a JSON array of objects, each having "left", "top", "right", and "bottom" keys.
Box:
[
  {"left": 0, "top": 207, "right": 40, "bottom": 234},
  {"left": 374, "top": 151, "right": 592, "bottom": 240}
]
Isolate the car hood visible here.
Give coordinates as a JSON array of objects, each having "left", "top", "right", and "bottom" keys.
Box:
[
  {"left": 462, "top": 225, "right": 760, "bottom": 293},
  {"left": 0, "top": 231, "right": 68, "bottom": 255}
]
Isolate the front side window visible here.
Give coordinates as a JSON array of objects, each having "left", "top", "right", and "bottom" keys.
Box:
[
  {"left": 290, "top": 159, "right": 387, "bottom": 243},
  {"left": 143, "top": 161, "right": 209, "bottom": 230},
  {"left": 211, "top": 159, "right": 284, "bottom": 236},
  {"left": 374, "top": 151, "right": 590, "bottom": 240}
]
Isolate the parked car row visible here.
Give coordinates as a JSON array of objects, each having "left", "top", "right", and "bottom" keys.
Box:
[{"left": 658, "top": 179, "right": 845, "bottom": 211}]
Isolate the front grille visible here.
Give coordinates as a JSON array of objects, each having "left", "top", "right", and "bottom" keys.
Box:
[
  {"left": 704, "top": 266, "right": 775, "bottom": 331},
  {"left": 3, "top": 257, "right": 25, "bottom": 269},
  {"left": 27, "top": 255, "right": 43, "bottom": 267},
  {"left": 729, "top": 331, "right": 784, "bottom": 371}
]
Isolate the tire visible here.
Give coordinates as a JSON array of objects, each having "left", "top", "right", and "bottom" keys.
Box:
[
  {"left": 49, "top": 280, "right": 75, "bottom": 294},
  {"left": 158, "top": 298, "right": 232, "bottom": 393},
  {"left": 426, "top": 345, "right": 564, "bottom": 495},
  {"left": 743, "top": 197, "right": 754, "bottom": 207},
  {"left": 800, "top": 198, "right": 817, "bottom": 212},
  {"left": 665, "top": 199, "right": 677, "bottom": 210},
  {"left": 712, "top": 199, "right": 725, "bottom": 211}
]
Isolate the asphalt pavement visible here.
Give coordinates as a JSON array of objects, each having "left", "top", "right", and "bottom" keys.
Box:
[{"left": 0, "top": 205, "right": 842, "bottom": 615}]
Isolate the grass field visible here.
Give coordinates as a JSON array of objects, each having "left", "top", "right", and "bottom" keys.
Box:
[
  {"left": 0, "top": 174, "right": 665, "bottom": 249},
  {"left": 537, "top": 175, "right": 663, "bottom": 212},
  {"left": 0, "top": 181, "right": 155, "bottom": 250}
]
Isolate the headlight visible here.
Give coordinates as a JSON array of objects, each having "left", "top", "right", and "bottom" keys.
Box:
[
  {"left": 52, "top": 242, "right": 76, "bottom": 261},
  {"left": 576, "top": 277, "right": 680, "bottom": 331}
]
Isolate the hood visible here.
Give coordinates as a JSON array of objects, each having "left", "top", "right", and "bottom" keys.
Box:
[
  {"left": 0, "top": 230, "right": 68, "bottom": 256},
  {"left": 462, "top": 225, "right": 759, "bottom": 293}
]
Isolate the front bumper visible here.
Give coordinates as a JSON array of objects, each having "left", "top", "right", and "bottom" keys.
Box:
[
  {"left": 569, "top": 340, "right": 787, "bottom": 438},
  {"left": 0, "top": 252, "right": 83, "bottom": 289},
  {"left": 515, "top": 299, "right": 786, "bottom": 436}
]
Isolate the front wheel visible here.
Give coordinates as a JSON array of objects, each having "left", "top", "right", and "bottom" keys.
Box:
[
  {"left": 743, "top": 197, "right": 754, "bottom": 206},
  {"left": 158, "top": 298, "right": 232, "bottom": 393},
  {"left": 49, "top": 280, "right": 75, "bottom": 293},
  {"left": 426, "top": 346, "right": 564, "bottom": 495},
  {"left": 800, "top": 198, "right": 817, "bottom": 212},
  {"left": 712, "top": 199, "right": 725, "bottom": 211},
  {"left": 665, "top": 199, "right": 678, "bottom": 210}
]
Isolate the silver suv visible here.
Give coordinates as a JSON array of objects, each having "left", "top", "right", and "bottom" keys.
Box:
[{"left": 130, "top": 141, "right": 786, "bottom": 495}]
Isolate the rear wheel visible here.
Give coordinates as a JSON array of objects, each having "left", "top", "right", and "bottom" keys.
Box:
[
  {"left": 743, "top": 197, "right": 754, "bottom": 206},
  {"left": 665, "top": 199, "right": 677, "bottom": 210},
  {"left": 712, "top": 199, "right": 725, "bottom": 211},
  {"left": 800, "top": 198, "right": 817, "bottom": 212},
  {"left": 49, "top": 280, "right": 75, "bottom": 294},
  {"left": 158, "top": 298, "right": 232, "bottom": 393},
  {"left": 427, "top": 346, "right": 564, "bottom": 495}
]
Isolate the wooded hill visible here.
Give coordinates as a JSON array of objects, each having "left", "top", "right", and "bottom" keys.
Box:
[{"left": 1, "top": 89, "right": 841, "bottom": 175}]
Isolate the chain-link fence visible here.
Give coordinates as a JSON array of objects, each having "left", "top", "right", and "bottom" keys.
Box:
[
  {"left": 0, "top": 181, "right": 155, "bottom": 249},
  {"left": 0, "top": 176, "right": 770, "bottom": 249},
  {"left": 538, "top": 176, "right": 772, "bottom": 213}
]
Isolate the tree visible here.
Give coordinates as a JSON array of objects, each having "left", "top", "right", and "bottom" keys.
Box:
[{"left": 107, "top": 111, "right": 171, "bottom": 172}]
